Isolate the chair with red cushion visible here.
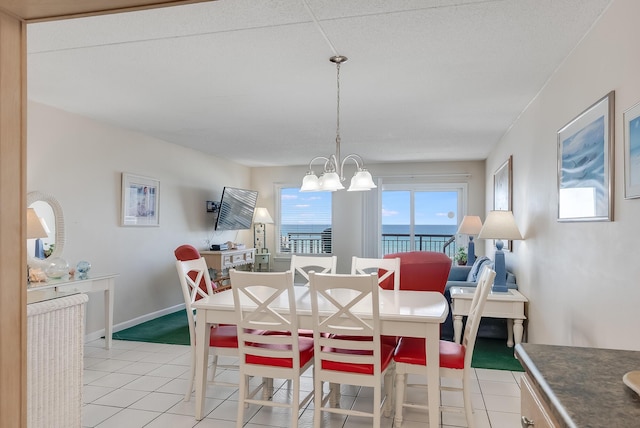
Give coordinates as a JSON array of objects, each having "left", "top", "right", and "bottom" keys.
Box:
[
  {"left": 309, "top": 272, "right": 395, "bottom": 428},
  {"left": 175, "top": 257, "right": 243, "bottom": 401},
  {"left": 230, "top": 269, "right": 314, "bottom": 428},
  {"left": 393, "top": 266, "right": 496, "bottom": 428},
  {"left": 383, "top": 250, "right": 452, "bottom": 292}
]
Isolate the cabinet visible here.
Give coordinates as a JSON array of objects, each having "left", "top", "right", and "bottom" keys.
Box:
[
  {"left": 201, "top": 248, "right": 255, "bottom": 276},
  {"left": 521, "top": 373, "right": 558, "bottom": 428}
]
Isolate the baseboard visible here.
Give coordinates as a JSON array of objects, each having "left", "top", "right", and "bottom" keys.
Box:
[{"left": 84, "top": 303, "right": 186, "bottom": 343}]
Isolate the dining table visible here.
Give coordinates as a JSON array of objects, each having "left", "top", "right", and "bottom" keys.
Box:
[{"left": 191, "top": 285, "right": 449, "bottom": 427}]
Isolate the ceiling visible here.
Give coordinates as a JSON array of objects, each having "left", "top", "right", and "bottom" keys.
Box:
[{"left": 26, "top": 0, "right": 612, "bottom": 168}]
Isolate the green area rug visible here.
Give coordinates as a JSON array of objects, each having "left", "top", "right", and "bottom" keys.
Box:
[{"left": 113, "top": 310, "right": 523, "bottom": 372}]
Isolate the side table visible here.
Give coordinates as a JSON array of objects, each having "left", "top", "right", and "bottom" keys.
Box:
[
  {"left": 450, "top": 286, "right": 528, "bottom": 347},
  {"left": 254, "top": 252, "right": 270, "bottom": 271}
]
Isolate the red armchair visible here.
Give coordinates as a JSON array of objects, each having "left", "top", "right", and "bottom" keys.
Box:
[{"left": 382, "top": 251, "right": 452, "bottom": 293}]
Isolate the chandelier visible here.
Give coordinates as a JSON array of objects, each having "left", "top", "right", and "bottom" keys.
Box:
[{"left": 300, "top": 55, "right": 376, "bottom": 192}]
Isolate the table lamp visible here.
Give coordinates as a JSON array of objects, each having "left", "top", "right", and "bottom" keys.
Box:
[
  {"left": 27, "top": 207, "right": 49, "bottom": 259},
  {"left": 456, "top": 215, "right": 483, "bottom": 265},
  {"left": 477, "top": 210, "right": 523, "bottom": 292},
  {"left": 253, "top": 207, "right": 274, "bottom": 253}
]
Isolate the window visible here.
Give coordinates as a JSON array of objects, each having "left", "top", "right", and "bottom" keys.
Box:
[
  {"left": 381, "top": 183, "right": 465, "bottom": 258},
  {"left": 277, "top": 186, "right": 332, "bottom": 255}
]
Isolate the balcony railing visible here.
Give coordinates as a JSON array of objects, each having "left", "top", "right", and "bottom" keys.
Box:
[{"left": 280, "top": 231, "right": 457, "bottom": 259}]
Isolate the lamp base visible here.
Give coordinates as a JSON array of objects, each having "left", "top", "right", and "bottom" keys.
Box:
[{"left": 491, "top": 283, "right": 509, "bottom": 293}]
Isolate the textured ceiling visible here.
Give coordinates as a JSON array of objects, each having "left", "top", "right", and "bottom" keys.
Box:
[{"left": 26, "top": 0, "right": 612, "bottom": 167}]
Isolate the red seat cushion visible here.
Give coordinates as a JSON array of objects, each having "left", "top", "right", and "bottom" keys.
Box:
[
  {"left": 331, "top": 334, "right": 398, "bottom": 347},
  {"left": 321, "top": 343, "right": 396, "bottom": 374},
  {"left": 245, "top": 336, "right": 314, "bottom": 368},
  {"left": 209, "top": 325, "right": 239, "bottom": 348},
  {"left": 393, "top": 337, "right": 465, "bottom": 370}
]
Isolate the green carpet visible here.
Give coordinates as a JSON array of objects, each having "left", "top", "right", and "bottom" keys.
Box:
[{"left": 113, "top": 310, "right": 523, "bottom": 372}]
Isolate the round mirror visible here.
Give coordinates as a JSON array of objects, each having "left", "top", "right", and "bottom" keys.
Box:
[{"left": 27, "top": 191, "right": 65, "bottom": 260}]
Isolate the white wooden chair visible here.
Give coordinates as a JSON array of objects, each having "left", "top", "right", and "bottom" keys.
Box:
[
  {"left": 308, "top": 272, "right": 395, "bottom": 428},
  {"left": 175, "top": 257, "right": 242, "bottom": 401},
  {"left": 229, "top": 269, "right": 314, "bottom": 428},
  {"left": 393, "top": 266, "right": 496, "bottom": 427},
  {"left": 350, "top": 256, "right": 401, "bottom": 290},
  {"left": 290, "top": 254, "right": 337, "bottom": 286}
]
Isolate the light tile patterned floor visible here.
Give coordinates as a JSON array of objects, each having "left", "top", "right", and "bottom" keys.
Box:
[{"left": 83, "top": 339, "right": 522, "bottom": 428}]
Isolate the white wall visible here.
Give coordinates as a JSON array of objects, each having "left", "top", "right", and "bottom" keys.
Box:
[
  {"left": 251, "top": 161, "right": 486, "bottom": 273},
  {"left": 487, "top": 0, "right": 640, "bottom": 349},
  {"left": 27, "top": 101, "right": 253, "bottom": 337}
]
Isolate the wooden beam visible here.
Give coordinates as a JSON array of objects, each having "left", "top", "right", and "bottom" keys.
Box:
[{"left": 0, "top": 10, "right": 27, "bottom": 428}]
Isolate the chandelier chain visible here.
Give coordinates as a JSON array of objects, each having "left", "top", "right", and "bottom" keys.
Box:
[{"left": 336, "top": 61, "right": 341, "bottom": 143}]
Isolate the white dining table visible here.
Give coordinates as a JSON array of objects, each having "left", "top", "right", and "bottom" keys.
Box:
[{"left": 192, "top": 285, "right": 449, "bottom": 427}]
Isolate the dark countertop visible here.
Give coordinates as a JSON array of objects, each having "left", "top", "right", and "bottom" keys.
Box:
[{"left": 515, "top": 343, "right": 640, "bottom": 428}]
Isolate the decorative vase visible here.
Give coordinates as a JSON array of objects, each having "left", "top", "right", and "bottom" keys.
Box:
[
  {"left": 76, "top": 260, "right": 91, "bottom": 275},
  {"left": 45, "top": 257, "right": 69, "bottom": 279}
]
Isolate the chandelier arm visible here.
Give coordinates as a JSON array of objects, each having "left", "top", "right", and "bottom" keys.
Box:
[
  {"left": 339, "top": 154, "right": 365, "bottom": 180},
  {"left": 307, "top": 156, "right": 331, "bottom": 171}
]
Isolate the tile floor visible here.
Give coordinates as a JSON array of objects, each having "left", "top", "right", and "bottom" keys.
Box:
[{"left": 83, "top": 339, "right": 522, "bottom": 428}]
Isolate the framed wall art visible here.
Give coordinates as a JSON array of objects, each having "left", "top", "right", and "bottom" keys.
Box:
[
  {"left": 557, "top": 91, "right": 614, "bottom": 222},
  {"left": 121, "top": 173, "right": 160, "bottom": 226},
  {"left": 493, "top": 155, "right": 513, "bottom": 249},
  {"left": 624, "top": 101, "right": 640, "bottom": 199}
]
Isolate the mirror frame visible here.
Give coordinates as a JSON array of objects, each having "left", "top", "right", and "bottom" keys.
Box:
[{"left": 27, "top": 191, "right": 65, "bottom": 260}]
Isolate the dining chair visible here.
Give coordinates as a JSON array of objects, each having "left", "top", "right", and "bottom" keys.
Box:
[
  {"left": 229, "top": 269, "right": 314, "bottom": 428},
  {"left": 393, "top": 266, "right": 496, "bottom": 427},
  {"left": 175, "top": 257, "right": 243, "bottom": 401},
  {"left": 290, "top": 254, "right": 337, "bottom": 286},
  {"left": 308, "top": 271, "right": 396, "bottom": 428},
  {"left": 350, "top": 256, "right": 401, "bottom": 291}
]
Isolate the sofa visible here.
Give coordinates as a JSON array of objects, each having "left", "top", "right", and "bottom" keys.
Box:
[{"left": 441, "top": 261, "right": 517, "bottom": 341}]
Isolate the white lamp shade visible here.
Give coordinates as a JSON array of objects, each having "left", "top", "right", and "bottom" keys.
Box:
[
  {"left": 319, "top": 172, "right": 344, "bottom": 191},
  {"left": 300, "top": 172, "right": 320, "bottom": 192},
  {"left": 347, "top": 170, "right": 377, "bottom": 191},
  {"left": 477, "top": 210, "right": 523, "bottom": 240},
  {"left": 27, "top": 208, "right": 48, "bottom": 239},
  {"left": 253, "top": 207, "right": 274, "bottom": 224},
  {"left": 457, "top": 215, "right": 483, "bottom": 235}
]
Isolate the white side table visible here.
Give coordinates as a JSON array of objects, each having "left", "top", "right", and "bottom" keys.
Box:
[
  {"left": 450, "top": 286, "right": 528, "bottom": 347},
  {"left": 254, "top": 252, "right": 270, "bottom": 272}
]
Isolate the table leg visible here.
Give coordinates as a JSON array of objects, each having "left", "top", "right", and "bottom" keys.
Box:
[
  {"left": 104, "top": 279, "right": 114, "bottom": 350},
  {"left": 507, "top": 319, "right": 514, "bottom": 348},
  {"left": 453, "top": 314, "right": 463, "bottom": 344},
  {"left": 513, "top": 319, "right": 524, "bottom": 345},
  {"left": 194, "top": 316, "right": 210, "bottom": 420},
  {"left": 426, "top": 323, "right": 441, "bottom": 428}
]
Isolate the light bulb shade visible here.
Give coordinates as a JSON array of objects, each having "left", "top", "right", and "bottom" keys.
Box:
[
  {"left": 300, "top": 172, "right": 320, "bottom": 192},
  {"left": 253, "top": 207, "right": 274, "bottom": 224},
  {"left": 457, "top": 215, "right": 483, "bottom": 235},
  {"left": 477, "top": 210, "right": 523, "bottom": 241},
  {"left": 27, "top": 208, "right": 48, "bottom": 239},
  {"left": 319, "top": 172, "right": 344, "bottom": 191},
  {"left": 347, "top": 170, "right": 377, "bottom": 191}
]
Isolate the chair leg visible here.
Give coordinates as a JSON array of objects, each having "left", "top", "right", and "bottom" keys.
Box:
[
  {"left": 329, "top": 382, "right": 340, "bottom": 406},
  {"left": 373, "top": 380, "right": 381, "bottom": 428},
  {"left": 291, "top": 376, "right": 300, "bottom": 428},
  {"left": 394, "top": 371, "right": 407, "bottom": 427},
  {"left": 383, "top": 368, "right": 394, "bottom": 417},
  {"left": 185, "top": 348, "right": 196, "bottom": 401},
  {"left": 462, "top": 373, "right": 476, "bottom": 428},
  {"left": 313, "top": 376, "right": 323, "bottom": 427},
  {"left": 237, "top": 370, "right": 247, "bottom": 427},
  {"left": 209, "top": 354, "right": 219, "bottom": 381}
]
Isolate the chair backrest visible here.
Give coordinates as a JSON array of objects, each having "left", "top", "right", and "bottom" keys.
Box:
[
  {"left": 383, "top": 251, "right": 452, "bottom": 292},
  {"left": 175, "top": 257, "right": 215, "bottom": 346},
  {"left": 174, "top": 244, "right": 219, "bottom": 293},
  {"left": 461, "top": 266, "right": 496, "bottom": 368},
  {"left": 351, "top": 256, "right": 401, "bottom": 291},
  {"left": 309, "top": 272, "right": 381, "bottom": 373},
  {"left": 229, "top": 269, "right": 302, "bottom": 367},
  {"left": 290, "top": 254, "right": 337, "bottom": 286}
]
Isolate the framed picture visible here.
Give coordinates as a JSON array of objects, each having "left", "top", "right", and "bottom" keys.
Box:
[
  {"left": 557, "top": 91, "right": 614, "bottom": 222},
  {"left": 121, "top": 173, "right": 160, "bottom": 226},
  {"left": 493, "top": 155, "right": 513, "bottom": 249},
  {"left": 624, "top": 101, "right": 640, "bottom": 199}
]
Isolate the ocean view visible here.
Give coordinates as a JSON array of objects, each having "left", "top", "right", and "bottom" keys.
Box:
[{"left": 280, "top": 224, "right": 457, "bottom": 236}]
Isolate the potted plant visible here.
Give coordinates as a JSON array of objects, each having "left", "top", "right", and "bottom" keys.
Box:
[{"left": 455, "top": 247, "right": 468, "bottom": 265}]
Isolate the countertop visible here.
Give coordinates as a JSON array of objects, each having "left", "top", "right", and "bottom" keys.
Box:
[{"left": 515, "top": 343, "right": 640, "bottom": 427}]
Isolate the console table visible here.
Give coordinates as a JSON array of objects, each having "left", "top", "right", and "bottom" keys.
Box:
[
  {"left": 27, "top": 273, "right": 118, "bottom": 349},
  {"left": 450, "top": 286, "right": 528, "bottom": 347},
  {"left": 201, "top": 248, "right": 255, "bottom": 276}
]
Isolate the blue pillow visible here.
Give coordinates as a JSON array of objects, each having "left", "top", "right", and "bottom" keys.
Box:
[{"left": 467, "top": 256, "right": 491, "bottom": 282}]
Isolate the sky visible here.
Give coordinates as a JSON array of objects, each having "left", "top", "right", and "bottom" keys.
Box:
[{"left": 281, "top": 187, "right": 458, "bottom": 226}]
